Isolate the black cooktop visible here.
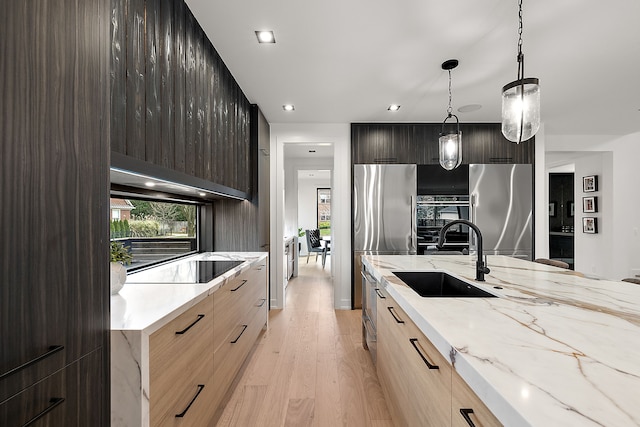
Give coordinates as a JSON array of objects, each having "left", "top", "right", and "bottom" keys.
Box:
[{"left": 127, "top": 260, "right": 244, "bottom": 284}]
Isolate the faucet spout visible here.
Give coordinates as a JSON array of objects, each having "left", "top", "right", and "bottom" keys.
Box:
[{"left": 437, "top": 219, "right": 490, "bottom": 281}]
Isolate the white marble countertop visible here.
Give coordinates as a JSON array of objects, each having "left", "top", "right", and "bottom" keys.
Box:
[
  {"left": 362, "top": 255, "right": 640, "bottom": 427},
  {"left": 111, "top": 252, "right": 268, "bottom": 334}
]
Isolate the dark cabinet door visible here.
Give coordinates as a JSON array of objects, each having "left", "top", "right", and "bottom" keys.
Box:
[
  {"left": 462, "top": 123, "right": 534, "bottom": 164},
  {"left": 0, "top": 350, "right": 105, "bottom": 427},
  {"left": 352, "top": 124, "right": 416, "bottom": 164},
  {"left": 0, "top": 0, "right": 109, "bottom": 411},
  {"left": 415, "top": 125, "right": 442, "bottom": 165}
]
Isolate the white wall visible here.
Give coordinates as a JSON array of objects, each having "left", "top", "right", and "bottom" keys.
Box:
[
  {"left": 270, "top": 123, "right": 351, "bottom": 309},
  {"left": 298, "top": 175, "right": 332, "bottom": 255},
  {"left": 546, "top": 131, "right": 640, "bottom": 279}
]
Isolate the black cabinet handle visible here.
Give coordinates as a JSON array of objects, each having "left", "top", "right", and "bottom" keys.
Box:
[
  {"left": 175, "top": 314, "right": 205, "bottom": 335},
  {"left": 230, "top": 325, "right": 248, "bottom": 343},
  {"left": 375, "top": 288, "right": 385, "bottom": 299},
  {"left": 387, "top": 306, "right": 404, "bottom": 324},
  {"left": 257, "top": 298, "right": 266, "bottom": 308},
  {"left": 0, "top": 345, "right": 64, "bottom": 380},
  {"left": 231, "top": 279, "right": 248, "bottom": 292},
  {"left": 459, "top": 408, "right": 476, "bottom": 427},
  {"left": 22, "top": 397, "right": 65, "bottom": 427},
  {"left": 175, "top": 385, "right": 205, "bottom": 418},
  {"left": 409, "top": 338, "right": 439, "bottom": 370}
]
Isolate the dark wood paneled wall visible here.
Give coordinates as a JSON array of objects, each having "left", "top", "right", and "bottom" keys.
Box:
[
  {"left": 111, "top": 0, "right": 252, "bottom": 194},
  {"left": 1, "top": 0, "right": 110, "bottom": 424},
  {"left": 213, "top": 106, "right": 269, "bottom": 251},
  {"left": 352, "top": 123, "right": 535, "bottom": 165}
]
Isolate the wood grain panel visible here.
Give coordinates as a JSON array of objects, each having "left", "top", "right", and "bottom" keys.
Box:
[
  {"left": 110, "top": 0, "right": 127, "bottom": 155},
  {"left": 195, "top": 24, "right": 205, "bottom": 180},
  {"left": 173, "top": 0, "right": 186, "bottom": 173},
  {"left": 145, "top": 0, "right": 161, "bottom": 164},
  {"left": 203, "top": 43, "right": 214, "bottom": 181},
  {"left": 353, "top": 123, "right": 534, "bottom": 166},
  {"left": 184, "top": 9, "right": 196, "bottom": 176},
  {"left": 159, "top": 0, "right": 175, "bottom": 170},
  {"left": 213, "top": 199, "right": 260, "bottom": 251},
  {"left": 111, "top": 0, "right": 255, "bottom": 193},
  {"left": 1, "top": 0, "right": 109, "bottom": 422},
  {"left": 126, "top": 0, "right": 146, "bottom": 159}
]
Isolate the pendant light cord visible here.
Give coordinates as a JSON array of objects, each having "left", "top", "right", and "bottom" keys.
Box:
[
  {"left": 517, "top": 0, "right": 525, "bottom": 143},
  {"left": 447, "top": 69, "right": 453, "bottom": 117}
]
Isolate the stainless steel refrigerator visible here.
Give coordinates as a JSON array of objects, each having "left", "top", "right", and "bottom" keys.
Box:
[
  {"left": 353, "top": 164, "right": 417, "bottom": 308},
  {"left": 469, "top": 164, "right": 533, "bottom": 260}
]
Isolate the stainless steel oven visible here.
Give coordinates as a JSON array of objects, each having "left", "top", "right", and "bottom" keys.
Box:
[
  {"left": 416, "top": 195, "right": 470, "bottom": 253},
  {"left": 361, "top": 263, "right": 379, "bottom": 364}
]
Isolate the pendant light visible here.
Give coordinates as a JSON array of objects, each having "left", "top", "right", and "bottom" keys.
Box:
[
  {"left": 501, "top": 0, "right": 540, "bottom": 144},
  {"left": 439, "top": 59, "right": 462, "bottom": 171}
]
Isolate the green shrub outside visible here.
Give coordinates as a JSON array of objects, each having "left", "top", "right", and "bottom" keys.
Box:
[{"left": 129, "top": 220, "right": 160, "bottom": 237}]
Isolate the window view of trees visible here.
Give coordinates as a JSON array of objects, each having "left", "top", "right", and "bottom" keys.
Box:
[
  {"left": 110, "top": 198, "right": 198, "bottom": 269},
  {"left": 317, "top": 188, "right": 331, "bottom": 237}
]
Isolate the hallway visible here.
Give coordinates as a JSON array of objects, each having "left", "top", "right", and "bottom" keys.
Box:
[{"left": 215, "top": 257, "right": 394, "bottom": 426}]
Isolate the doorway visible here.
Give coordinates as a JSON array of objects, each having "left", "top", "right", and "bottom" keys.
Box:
[
  {"left": 297, "top": 171, "right": 332, "bottom": 268},
  {"left": 548, "top": 173, "right": 575, "bottom": 269}
]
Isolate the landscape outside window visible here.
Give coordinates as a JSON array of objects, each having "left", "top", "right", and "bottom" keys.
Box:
[
  {"left": 109, "top": 197, "right": 197, "bottom": 270},
  {"left": 317, "top": 188, "right": 331, "bottom": 237}
]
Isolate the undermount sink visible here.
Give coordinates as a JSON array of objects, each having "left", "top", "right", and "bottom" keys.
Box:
[{"left": 392, "top": 271, "right": 497, "bottom": 298}]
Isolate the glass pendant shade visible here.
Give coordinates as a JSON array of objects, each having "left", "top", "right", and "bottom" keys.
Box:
[
  {"left": 438, "top": 131, "right": 462, "bottom": 171},
  {"left": 501, "top": 78, "right": 540, "bottom": 143}
]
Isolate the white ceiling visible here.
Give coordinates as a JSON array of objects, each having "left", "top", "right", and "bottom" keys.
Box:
[{"left": 186, "top": 0, "right": 640, "bottom": 137}]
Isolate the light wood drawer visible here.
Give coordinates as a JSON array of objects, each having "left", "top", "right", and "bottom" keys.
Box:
[
  {"left": 211, "top": 305, "right": 266, "bottom": 410},
  {"left": 150, "top": 361, "right": 216, "bottom": 427},
  {"left": 149, "top": 296, "right": 214, "bottom": 421},
  {"left": 213, "top": 267, "right": 266, "bottom": 352},
  {"left": 452, "top": 370, "right": 502, "bottom": 427},
  {"left": 378, "top": 295, "right": 452, "bottom": 427}
]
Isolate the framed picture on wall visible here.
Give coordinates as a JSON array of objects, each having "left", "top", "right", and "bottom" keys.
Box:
[
  {"left": 582, "top": 217, "right": 598, "bottom": 234},
  {"left": 548, "top": 202, "right": 557, "bottom": 217},
  {"left": 583, "top": 175, "right": 598, "bottom": 192},
  {"left": 583, "top": 196, "right": 598, "bottom": 213}
]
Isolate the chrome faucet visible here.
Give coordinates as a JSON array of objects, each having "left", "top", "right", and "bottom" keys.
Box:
[{"left": 437, "top": 219, "right": 490, "bottom": 281}]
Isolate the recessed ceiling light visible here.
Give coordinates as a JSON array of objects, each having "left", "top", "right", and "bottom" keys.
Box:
[
  {"left": 457, "top": 104, "right": 482, "bottom": 113},
  {"left": 144, "top": 181, "right": 156, "bottom": 187},
  {"left": 198, "top": 192, "right": 206, "bottom": 197},
  {"left": 388, "top": 104, "right": 401, "bottom": 111},
  {"left": 255, "top": 31, "right": 275, "bottom": 43},
  {"left": 283, "top": 104, "right": 295, "bottom": 111}
]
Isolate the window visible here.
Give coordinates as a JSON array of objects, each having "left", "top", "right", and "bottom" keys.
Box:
[
  {"left": 110, "top": 197, "right": 198, "bottom": 270},
  {"left": 317, "top": 188, "right": 331, "bottom": 237}
]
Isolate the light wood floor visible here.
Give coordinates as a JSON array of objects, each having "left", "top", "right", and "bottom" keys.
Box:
[{"left": 215, "top": 256, "right": 394, "bottom": 427}]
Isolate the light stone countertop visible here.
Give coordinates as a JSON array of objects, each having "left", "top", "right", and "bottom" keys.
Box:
[
  {"left": 110, "top": 251, "right": 268, "bottom": 427},
  {"left": 111, "top": 252, "right": 267, "bottom": 334},
  {"left": 362, "top": 254, "right": 640, "bottom": 427}
]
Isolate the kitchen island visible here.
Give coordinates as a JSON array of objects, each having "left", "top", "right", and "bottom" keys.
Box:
[
  {"left": 363, "top": 254, "right": 640, "bottom": 427},
  {"left": 111, "top": 252, "right": 268, "bottom": 427}
]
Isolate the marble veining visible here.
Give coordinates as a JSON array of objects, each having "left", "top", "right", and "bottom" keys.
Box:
[
  {"left": 111, "top": 252, "right": 267, "bottom": 427},
  {"left": 363, "top": 255, "right": 640, "bottom": 427}
]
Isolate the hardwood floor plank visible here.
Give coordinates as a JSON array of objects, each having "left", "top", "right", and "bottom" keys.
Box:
[
  {"left": 284, "top": 398, "right": 315, "bottom": 427},
  {"left": 313, "top": 353, "right": 343, "bottom": 427},
  {"left": 215, "top": 258, "right": 395, "bottom": 427}
]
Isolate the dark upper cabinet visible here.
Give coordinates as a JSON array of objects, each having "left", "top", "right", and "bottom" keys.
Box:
[
  {"left": 352, "top": 124, "right": 417, "bottom": 164},
  {"left": 1, "top": 0, "right": 109, "bottom": 424},
  {"left": 111, "top": 0, "right": 252, "bottom": 195},
  {"left": 461, "top": 123, "right": 534, "bottom": 164},
  {"left": 353, "top": 123, "right": 534, "bottom": 166},
  {"left": 415, "top": 125, "right": 442, "bottom": 165}
]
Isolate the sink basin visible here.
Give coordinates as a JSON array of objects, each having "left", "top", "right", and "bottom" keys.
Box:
[{"left": 392, "top": 271, "right": 497, "bottom": 298}]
